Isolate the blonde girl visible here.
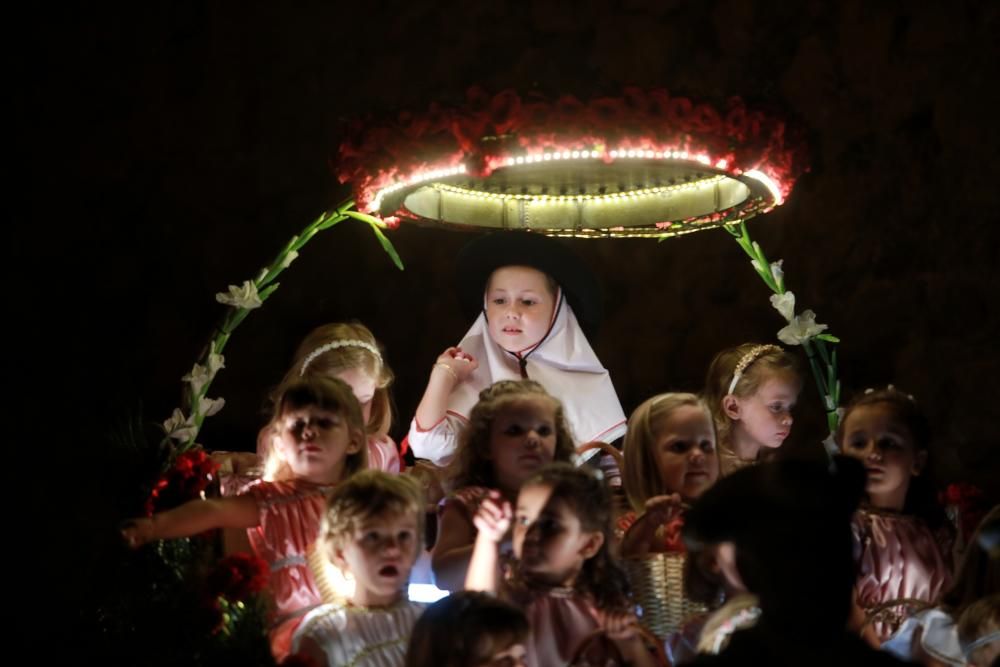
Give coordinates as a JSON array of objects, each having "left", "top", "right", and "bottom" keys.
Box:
[
  {"left": 704, "top": 343, "right": 802, "bottom": 476},
  {"left": 123, "top": 377, "right": 367, "bottom": 660}
]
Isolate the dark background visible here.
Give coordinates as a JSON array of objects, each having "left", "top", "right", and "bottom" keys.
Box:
[{"left": 16, "top": 0, "right": 998, "bottom": 647}]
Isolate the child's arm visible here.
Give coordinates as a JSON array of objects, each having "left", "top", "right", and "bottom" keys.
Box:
[
  {"left": 464, "top": 493, "right": 512, "bottom": 594},
  {"left": 601, "top": 610, "right": 659, "bottom": 667},
  {"left": 413, "top": 347, "right": 477, "bottom": 430},
  {"left": 430, "top": 502, "right": 480, "bottom": 591},
  {"left": 121, "top": 495, "right": 260, "bottom": 548}
]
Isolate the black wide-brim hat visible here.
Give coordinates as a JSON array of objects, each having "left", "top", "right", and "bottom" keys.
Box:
[{"left": 455, "top": 232, "right": 603, "bottom": 337}]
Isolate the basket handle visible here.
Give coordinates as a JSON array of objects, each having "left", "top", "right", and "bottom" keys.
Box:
[
  {"left": 860, "top": 597, "right": 933, "bottom": 631},
  {"left": 576, "top": 440, "right": 625, "bottom": 471},
  {"left": 568, "top": 623, "right": 670, "bottom": 667}
]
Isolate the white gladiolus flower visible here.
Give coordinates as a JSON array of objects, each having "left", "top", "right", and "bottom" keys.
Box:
[
  {"left": 769, "top": 291, "right": 796, "bottom": 322},
  {"left": 181, "top": 363, "right": 211, "bottom": 395},
  {"left": 280, "top": 250, "right": 299, "bottom": 269},
  {"left": 770, "top": 259, "right": 784, "bottom": 284},
  {"left": 215, "top": 280, "right": 262, "bottom": 309},
  {"left": 199, "top": 396, "right": 225, "bottom": 417},
  {"left": 777, "top": 310, "right": 828, "bottom": 345},
  {"left": 163, "top": 408, "right": 198, "bottom": 442}
]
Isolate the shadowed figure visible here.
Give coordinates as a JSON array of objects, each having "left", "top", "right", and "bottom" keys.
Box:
[{"left": 682, "top": 456, "right": 916, "bottom": 666}]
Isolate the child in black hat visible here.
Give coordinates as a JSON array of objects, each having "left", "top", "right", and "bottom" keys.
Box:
[{"left": 406, "top": 231, "right": 626, "bottom": 467}]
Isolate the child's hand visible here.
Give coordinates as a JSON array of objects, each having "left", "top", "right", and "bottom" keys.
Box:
[
  {"left": 598, "top": 609, "right": 643, "bottom": 641},
  {"left": 433, "top": 347, "right": 478, "bottom": 383},
  {"left": 472, "top": 492, "right": 512, "bottom": 544},
  {"left": 643, "top": 493, "right": 683, "bottom": 526},
  {"left": 121, "top": 518, "right": 154, "bottom": 549},
  {"left": 598, "top": 610, "right": 656, "bottom": 665}
]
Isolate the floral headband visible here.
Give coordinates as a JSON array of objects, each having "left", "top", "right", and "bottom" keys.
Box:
[
  {"left": 300, "top": 339, "right": 382, "bottom": 376},
  {"left": 727, "top": 344, "right": 783, "bottom": 395}
]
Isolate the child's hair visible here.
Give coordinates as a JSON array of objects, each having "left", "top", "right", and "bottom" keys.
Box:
[
  {"left": 940, "top": 506, "right": 1000, "bottom": 617},
  {"left": 622, "top": 392, "right": 715, "bottom": 512},
  {"left": 404, "top": 591, "right": 529, "bottom": 667},
  {"left": 263, "top": 376, "right": 368, "bottom": 482},
  {"left": 321, "top": 469, "right": 425, "bottom": 558},
  {"left": 448, "top": 380, "right": 576, "bottom": 490},
  {"left": 518, "top": 462, "right": 631, "bottom": 612},
  {"left": 834, "top": 387, "right": 947, "bottom": 530},
  {"left": 276, "top": 322, "right": 394, "bottom": 438},
  {"left": 703, "top": 343, "right": 802, "bottom": 446},
  {"left": 957, "top": 594, "right": 1000, "bottom": 666}
]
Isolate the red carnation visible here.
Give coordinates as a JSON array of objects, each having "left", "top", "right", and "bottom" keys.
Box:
[
  {"left": 145, "top": 449, "right": 220, "bottom": 515},
  {"left": 205, "top": 553, "right": 270, "bottom": 602}
]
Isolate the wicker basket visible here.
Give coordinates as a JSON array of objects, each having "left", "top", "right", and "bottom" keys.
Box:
[{"left": 623, "top": 550, "right": 706, "bottom": 640}]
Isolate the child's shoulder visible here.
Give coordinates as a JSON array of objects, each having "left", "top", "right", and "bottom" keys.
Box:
[{"left": 241, "top": 478, "right": 330, "bottom": 506}]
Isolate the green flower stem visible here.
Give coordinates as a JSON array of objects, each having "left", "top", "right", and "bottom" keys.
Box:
[
  {"left": 724, "top": 221, "right": 843, "bottom": 436},
  {"left": 168, "top": 200, "right": 403, "bottom": 457}
]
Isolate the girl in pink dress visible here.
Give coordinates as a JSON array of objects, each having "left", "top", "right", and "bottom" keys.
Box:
[
  {"left": 837, "top": 387, "right": 953, "bottom": 644},
  {"left": 703, "top": 343, "right": 802, "bottom": 477},
  {"left": 431, "top": 379, "right": 577, "bottom": 591},
  {"left": 467, "top": 463, "right": 660, "bottom": 667},
  {"left": 123, "top": 376, "right": 368, "bottom": 661}
]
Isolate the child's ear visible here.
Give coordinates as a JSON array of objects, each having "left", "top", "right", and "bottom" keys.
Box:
[
  {"left": 911, "top": 450, "right": 928, "bottom": 477},
  {"left": 722, "top": 395, "right": 742, "bottom": 420},
  {"left": 346, "top": 428, "right": 365, "bottom": 454},
  {"left": 330, "top": 545, "right": 349, "bottom": 571},
  {"left": 579, "top": 530, "right": 605, "bottom": 560}
]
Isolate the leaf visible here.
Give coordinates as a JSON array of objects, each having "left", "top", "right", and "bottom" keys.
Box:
[
  {"left": 368, "top": 223, "right": 404, "bottom": 270},
  {"left": 814, "top": 333, "right": 840, "bottom": 343},
  {"left": 344, "top": 209, "right": 387, "bottom": 228},
  {"left": 316, "top": 213, "right": 346, "bottom": 231}
]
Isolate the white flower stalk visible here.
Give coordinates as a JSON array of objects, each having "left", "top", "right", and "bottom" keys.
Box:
[
  {"left": 215, "top": 281, "right": 262, "bottom": 309},
  {"left": 163, "top": 408, "right": 198, "bottom": 442},
  {"left": 777, "top": 310, "right": 828, "bottom": 345},
  {"left": 769, "top": 291, "right": 796, "bottom": 322}
]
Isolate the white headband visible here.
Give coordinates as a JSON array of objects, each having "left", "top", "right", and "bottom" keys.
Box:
[
  {"left": 727, "top": 344, "right": 783, "bottom": 395},
  {"left": 299, "top": 339, "right": 381, "bottom": 376}
]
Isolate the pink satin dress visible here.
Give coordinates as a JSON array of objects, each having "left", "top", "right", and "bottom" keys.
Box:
[
  {"left": 851, "top": 507, "right": 952, "bottom": 643},
  {"left": 244, "top": 479, "right": 331, "bottom": 661},
  {"left": 515, "top": 586, "right": 602, "bottom": 667}
]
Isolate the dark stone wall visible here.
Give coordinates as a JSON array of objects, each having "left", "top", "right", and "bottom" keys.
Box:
[{"left": 20, "top": 1, "right": 998, "bottom": 557}]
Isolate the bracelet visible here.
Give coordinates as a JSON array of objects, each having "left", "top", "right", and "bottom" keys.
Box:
[{"left": 432, "top": 362, "right": 459, "bottom": 382}]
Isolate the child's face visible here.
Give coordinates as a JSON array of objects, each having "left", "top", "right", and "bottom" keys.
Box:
[
  {"left": 728, "top": 374, "right": 799, "bottom": 450},
  {"left": 513, "top": 482, "right": 602, "bottom": 587},
  {"left": 489, "top": 398, "right": 558, "bottom": 496},
  {"left": 276, "top": 405, "right": 362, "bottom": 484},
  {"left": 333, "top": 509, "right": 420, "bottom": 607},
  {"left": 839, "top": 403, "right": 925, "bottom": 511},
  {"left": 334, "top": 366, "right": 377, "bottom": 426},
  {"left": 652, "top": 404, "right": 719, "bottom": 500},
  {"left": 485, "top": 266, "right": 557, "bottom": 352},
  {"left": 476, "top": 640, "right": 528, "bottom": 667}
]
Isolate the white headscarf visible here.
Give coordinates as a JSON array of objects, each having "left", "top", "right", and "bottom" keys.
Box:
[{"left": 446, "top": 289, "right": 627, "bottom": 454}]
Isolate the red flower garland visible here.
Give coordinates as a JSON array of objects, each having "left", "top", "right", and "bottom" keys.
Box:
[
  {"left": 145, "top": 449, "right": 221, "bottom": 516},
  {"left": 336, "top": 87, "right": 808, "bottom": 217}
]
